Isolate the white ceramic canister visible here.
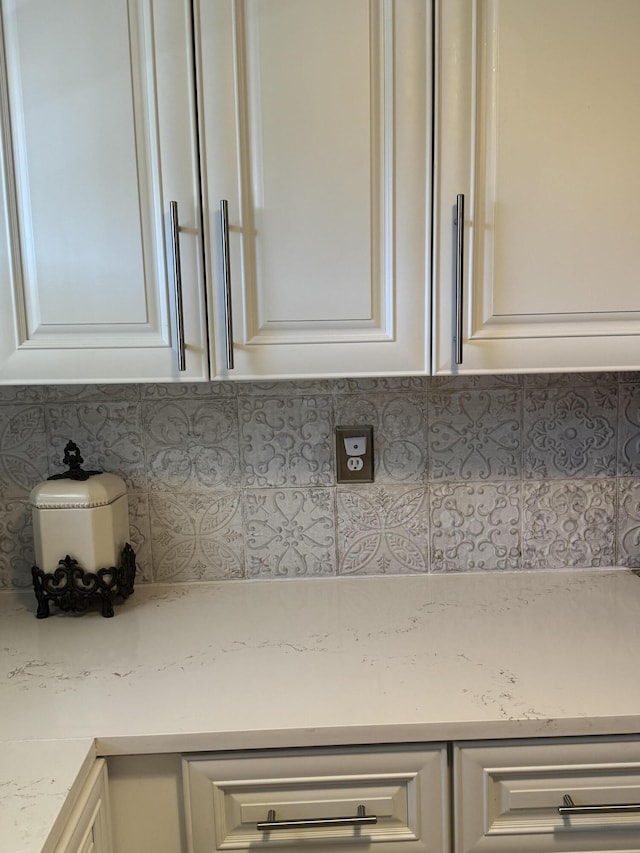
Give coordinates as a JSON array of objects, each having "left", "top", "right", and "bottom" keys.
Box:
[{"left": 30, "top": 472, "right": 129, "bottom": 573}]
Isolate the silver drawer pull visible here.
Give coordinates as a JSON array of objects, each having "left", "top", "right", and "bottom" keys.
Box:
[
  {"left": 257, "top": 804, "right": 377, "bottom": 831},
  {"left": 559, "top": 794, "right": 640, "bottom": 815}
]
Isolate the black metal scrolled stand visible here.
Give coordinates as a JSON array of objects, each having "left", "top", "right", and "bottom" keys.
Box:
[{"left": 31, "top": 543, "right": 136, "bottom": 619}]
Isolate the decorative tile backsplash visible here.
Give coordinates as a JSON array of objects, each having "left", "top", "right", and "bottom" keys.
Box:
[{"left": 1, "top": 373, "right": 639, "bottom": 587}]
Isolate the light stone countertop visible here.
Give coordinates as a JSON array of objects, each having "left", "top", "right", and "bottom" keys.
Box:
[{"left": 2, "top": 568, "right": 640, "bottom": 852}]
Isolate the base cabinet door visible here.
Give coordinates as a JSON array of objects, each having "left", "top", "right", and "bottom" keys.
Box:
[
  {"left": 54, "top": 760, "right": 113, "bottom": 853},
  {"left": 433, "top": 0, "right": 640, "bottom": 375},
  {"left": 0, "top": 0, "right": 208, "bottom": 383},
  {"left": 183, "top": 745, "right": 449, "bottom": 853},
  {"left": 454, "top": 737, "right": 640, "bottom": 852},
  {"left": 197, "top": 0, "right": 430, "bottom": 379}
]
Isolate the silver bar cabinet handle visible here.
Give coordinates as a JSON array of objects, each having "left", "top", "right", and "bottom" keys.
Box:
[
  {"left": 220, "top": 199, "right": 234, "bottom": 370},
  {"left": 558, "top": 794, "right": 640, "bottom": 816},
  {"left": 257, "top": 804, "right": 377, "bottom": 831},
  {"left": 169, "top": 201, "right": 186, "bottom": 371},
  {"left": 454, "top": 193, "right": 465, "bottom": 366}
]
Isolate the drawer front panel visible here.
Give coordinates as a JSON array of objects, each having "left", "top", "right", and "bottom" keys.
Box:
[
  {"left": 183, "top": 745, "right": 448, "bottom": 853},
  {"left": 455, "top": 737, "right": 640, "bottom": 853}
]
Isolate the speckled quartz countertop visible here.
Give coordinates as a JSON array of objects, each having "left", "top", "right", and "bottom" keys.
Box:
[{"left": 2, "top": 569, "right": 640, "bottom": 853}]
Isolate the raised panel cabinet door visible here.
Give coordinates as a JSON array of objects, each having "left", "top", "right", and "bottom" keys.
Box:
[
  {"left": 454, "top": 737, "right": 640, "bottom": 853},
  {"left": 183, "top": 745, "right": 450, "bottom": 853},
  {"left": 433, "top": 0, "right": 640, "bottom": 374},
  {"left": 0, "top": 0, "right": 208, "bottom": 383},
  {"left": 53, "top": 760, "right": 113, "bottom": 853},
  {"left": 197, "top": 0, "right": 430, "bottom": 379}
]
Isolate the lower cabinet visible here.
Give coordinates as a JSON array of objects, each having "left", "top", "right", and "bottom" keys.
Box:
[
  {"left": 182, "top": 745, "right": 450, "bottom": 853},
  {"left": 454, "top": 738, "right": 640, "bottom": 853},
  {"left": 54, "top": 760, "right": 113, "bottom": 853},
  {"left": 106, "top": 736, "right": 640, "bottom": 853}
]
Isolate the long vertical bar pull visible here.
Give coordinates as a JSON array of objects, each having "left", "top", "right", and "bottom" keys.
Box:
[
  {"left": 220, "top": 200, "right": 235, "bottom": 370},
  {"left": 169, "top": 201, "right": 186, "bottom": 371},
  {"left": 454, "top": 193, "right": 465, "bottom": 366}
]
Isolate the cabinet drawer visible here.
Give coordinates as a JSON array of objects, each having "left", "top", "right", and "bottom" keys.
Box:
[
  {"left": 455, "top": 737, "right": 640, "bottom": 852},
  {"left": 183, "top": 745, "right": 448, "bottom": 853}
]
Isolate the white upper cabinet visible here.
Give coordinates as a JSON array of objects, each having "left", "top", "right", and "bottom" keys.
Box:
[
  {"left": 0, "top": 0, "right": 208, "bottom": 383},
  {"left": 433, "top": 0, "right": 640, "bottom": 374},
  {"left": 197, "top": 0, "right": 430, "bottom": 379}
]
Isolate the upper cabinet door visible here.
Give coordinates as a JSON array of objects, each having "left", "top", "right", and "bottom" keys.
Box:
[
  {"left": 433, "top": 0, "right": 640, "bottom": 374},
  {"left": 0, "top": 0, "right": 208, "bottom": 383},
  {"left": 197, "top": 0, "right": 429, "bottom": 379}
]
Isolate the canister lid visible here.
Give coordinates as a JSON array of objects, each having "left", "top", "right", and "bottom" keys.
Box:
[{"left": 29, "top": 472, "right": 127, "bottom": 509}]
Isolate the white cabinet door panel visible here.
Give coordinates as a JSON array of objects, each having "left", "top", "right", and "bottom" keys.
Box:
[
  {"left": 0, "top": 0, "right": 208, "bottom": 383},
  {"left": 198, "top": 0, "right": 429, "bottom": 378},
  {"left": 433, "top": 0, "right": 640, "bottom": 374}
]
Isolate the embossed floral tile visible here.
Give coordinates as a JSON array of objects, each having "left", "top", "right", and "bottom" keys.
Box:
[
  {"left": 243, "top": 488, "right": 336, "bottom": 578},
  {"left": 430, "top": 483, "right": 521, "bottom": 572},
  {"left": 0, "top": 405, "right": 49, "bottom": 498},
  {"left": 522, "top": 480, "right": 616, "bottom": 569},
  {"left": 523, "top": 372, "right": 617, "bottom": 388},
  {"left": 618, "top": 479, "right": 640, "bottom": 568},
  {"left": 523, "top": 387, "right": 617, "bottom": 479},
  {"left": 0, "top": 499, "right": 34, "bottom": 588},
  {"left": 429, "top": 374, "right": 522, "bottom": 391},
  {"left": 150, "top": 491, "right": 244, "bottom": 582},
  {"left": 42, "top": 384, "right": 141, "bottom": 401},
  {"left": 333, "top": 377, "right": 427, "bottom": 393},
  {"left": 334, "top": 393, "right": 426, "bottom": 483},
  {"left": 239, "top": 396, "right": 334, "bottom": 487},
  {"left": 126, "top": 493, "right": 153, "bottom": 582},
  {"left": 618, "top": 383, "right": 640, "bottom": 476},
  {"left": 427, "top": 388, "right": 522, "bottom": 481},
  {"left": 337, "top": 485, "right": 429, "bottom": 575},
  {"left": 140, "top": 382, "right": 237, "bottom": 399},
  {"left": 238, "top": 380, "right": 333, "bottom": 396},
  {"left": 0, "top": 386, "right": 44, "bottom": 403},
  {"left": 45, "top": 401, "right": 146, "bottom": 491},
  {"left": 143, "top": 399, "right": 240, "bottom": 492}
]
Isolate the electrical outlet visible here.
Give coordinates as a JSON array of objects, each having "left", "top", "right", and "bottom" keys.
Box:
[{"left": 336, "top": 426, "right": 373, "bottom": 483}]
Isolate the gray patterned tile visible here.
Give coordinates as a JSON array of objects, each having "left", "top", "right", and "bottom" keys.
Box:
[
  {"left": 150, "top": 491, "right": 244, "bottom": 582},
  {"left": 143, "top": 399, "right": 240, "bottom": 492},
  {"left": 617, "top": 479, "right": 640, "bottom": 568},
  {"left": 618, "top": 383, "right": 640, "bottom": 476},
  {"left": 46, "top": 402, "right": 146, "bottom": 491},
  {"left": 127, "top": 492, "right": 152, "bottom": 582},
  {"left": 523, "top": 372, "right": 617, "bottom": 388},
  {"left": 0, "top": 386, "right": 44, "bottom": 403},
  {"left": 522, "top": 480, "right": 615, "bottom": 568},
  {"left": 239, "top": 396, "right": 333, "bottom": 486},
  {"left": 619, "top": 372, "right": 640, "bottom": 384},
  {"left": 430, "top": 483, "right": 521, "bottom": 572},
  {"left": 0, "top": 405, "right": 48, "bottom": 497},
  {"left": 428, "top": 389, "right": 521, "bottom": 480},
  {"left": 337, "top": 485, "right": 428, "bottom": 575},
  {"left": 243, "top": 488, "right": 336, "bottom": 578},
  {"left": 140, "top": 382, "right": 237, "bottom": 399},
  {"left": 0, "top": 499, "right": 34, "bottom": 588},
  {"left": 43, "top": 384, "right": 141, "bottom": 401},
  {"left": 333, "top": 377, "right": 427, "bottom": 393},
  {"left": 334, "top": 393, "right": 426, "bottom": 483},
  {"left": 238, "top": 380, "right": 332, "bottom": 396},
  {"left": 524, "top": 387, "right": 617, "bottom": 478},
  {"left": 429, "top": 375, "right": 522, "bottom": 391}
]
